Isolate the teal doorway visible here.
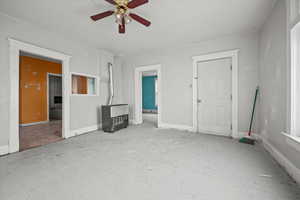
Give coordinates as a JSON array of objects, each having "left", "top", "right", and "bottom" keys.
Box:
[{"left": 142, "top": 71, "right": 158, "bottom": 127}]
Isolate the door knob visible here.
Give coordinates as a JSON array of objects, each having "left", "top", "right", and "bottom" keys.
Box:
[{"left": 197, "top": 99, "right": 202, "bottom": 103}]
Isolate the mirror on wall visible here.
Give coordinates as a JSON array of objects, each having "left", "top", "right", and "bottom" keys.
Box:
[{"left": 71, "top": 74, "right": 97, "bottom": 95}]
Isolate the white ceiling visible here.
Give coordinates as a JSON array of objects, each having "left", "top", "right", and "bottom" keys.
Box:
[{"left": 0, "top": 0, "right": 276, "bottom": 55}]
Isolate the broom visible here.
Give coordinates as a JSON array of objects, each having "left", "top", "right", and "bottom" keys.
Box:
[{"left": 239, "top": 86, "right": 259, "bottom": 145}]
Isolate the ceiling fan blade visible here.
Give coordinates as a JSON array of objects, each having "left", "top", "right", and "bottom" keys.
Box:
[
  {"left": 127, "top": 0, "right": 148, "bottom": 9},
  {"left": 90, "top": 10, "right": 114, "bottom": 21},
  {"left": 129, "top": 13, "right": 151, "bottom": 27},
  {"left": 119, "top": 18, "right": 125, "bottom": 34},
  {"left": 104, "top": 0, "right": 116, "bottom": 5}
]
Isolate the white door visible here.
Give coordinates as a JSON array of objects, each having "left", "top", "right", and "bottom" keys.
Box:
[{"left": 197, "top": 58, "right": 232, "bottom": 136}]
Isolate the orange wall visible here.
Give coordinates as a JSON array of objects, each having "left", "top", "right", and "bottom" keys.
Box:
[{"left": 19, "top": 56, "right": 62, "bottom": 124}]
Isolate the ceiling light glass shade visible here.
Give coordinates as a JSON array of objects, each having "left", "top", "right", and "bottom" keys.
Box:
[
  {"left": 124, "top": 14, "right": 132, "bottom": 24},
  {"left": 115, "top": 18, "right": 123, "bottom": 25},
  {"left": 115, "top": 13, "right": 122, "bottom": 20},
  {"left": 115, "top": 13, "right": 123, "bottom": 25}
]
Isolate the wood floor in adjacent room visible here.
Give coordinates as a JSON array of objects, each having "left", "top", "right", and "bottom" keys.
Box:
[
  {"left": 19, "top": 120, "right": 63, "bottom": 151},
  {"left": 1, "top": 123, "right": 299, "bottom": 200}
]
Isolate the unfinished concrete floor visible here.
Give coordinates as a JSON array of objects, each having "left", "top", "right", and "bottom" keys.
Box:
[
  {"left": 143, "top": 113, "right": 157, "bottom": 127},
  {"left": 19, "top": 120, "right": 63, "bottom": 151},
  {"left": 1, "top": 122, "right": 299, "bottom": 200}
]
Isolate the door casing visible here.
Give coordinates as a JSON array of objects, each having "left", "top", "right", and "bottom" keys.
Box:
[
  {"left": 192, "top": 49, "right": 239, "bottom": 138},
  {"left": 9, "top": 38, "right": 72, "bottom": 153},
  {"left": 134, "top": 64, "right": 162, "bottom": 126}
]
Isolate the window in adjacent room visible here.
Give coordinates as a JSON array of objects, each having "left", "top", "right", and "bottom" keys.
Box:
[{"left": 72, "top": 73, "right": 98, "bottom": 96}]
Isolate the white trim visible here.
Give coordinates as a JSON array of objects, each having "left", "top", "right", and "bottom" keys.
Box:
[
  {"left": 129, "top": 119, "right": 138, "bottom": 125},
  {"left": 20, "top": 121, "right": 49, "bottom": 127},
  {"left": 134, "top": 64, "right": 162, "bottom": 127},
  {"left": 159, "top": 123, "right": 194, "bottom": 132},
  {"left": 290, "top": 16, "right": 300, "bottom": 29},
  {"left": 70, "top": 72, "right": 100, "bottom": 96},
  {"left": 47, "top": 73, "right": 62, "bottom": 121},
  {"left": 71, "top": 124, "right": 101, "bottom": 136},
  {"left": 192, "top": 49, "right": 239, "bottom": 138},
  {"left": 261, "top": 136, "right": 300, "bottom": 185},
  {"left": 290, "top": 21, "right": 300, "bottom": 137},
  {"left": 287, "top": 0, "right": 292, "bottom": 135},
  {"left": 0, "top": 145, "right": 9, "bottom": 156},
  {"left": 281, "top": 132, "right": 300, "bottom": 152},
  {"left": 9, "top": 38, "right": 72, "bottom": 154}
]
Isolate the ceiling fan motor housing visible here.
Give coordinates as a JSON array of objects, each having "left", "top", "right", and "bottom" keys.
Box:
[{"left": 115, "top": 0, "right": 129, "bottom": 7}]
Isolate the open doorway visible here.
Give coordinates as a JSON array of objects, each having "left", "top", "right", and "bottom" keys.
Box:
[
  {"left": 142, "top": 71, "right": 158, "bottom": 127},
  {"left": 8, "top": 39, "right": 71, "bottom": 154},
  {"left": 135, "top": 65, "right": 161, "bottom": 127},
  {"left": 19, "top": 53, "right": 63, "bottom": 151}
]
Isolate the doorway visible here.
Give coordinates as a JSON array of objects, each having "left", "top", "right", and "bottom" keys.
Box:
[
  {"left": 197, "top": 58, "right": 232, "bottom": 136},
  {"left": 8, "top": 39, "right": 71, "bottom": 153},
  {"left": 135, "top": 65, "right": 162, "bottom": 127},
  {"left": 142, "top": 71, "right": 158, "bottom": 127},
  {"left": 48, "top": 73, "right": 62, "bottom": 121},
  {"left": 19, "top": 54, "right": 63, "bottom": 151}
]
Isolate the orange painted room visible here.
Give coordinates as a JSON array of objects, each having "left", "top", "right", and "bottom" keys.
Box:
[{"left": 19, "top": 54, "right": 63, "bottom": 150}]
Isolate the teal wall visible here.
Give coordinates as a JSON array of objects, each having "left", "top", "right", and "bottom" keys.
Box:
[{"left": 142, "top": 76, "right": 157, "bottom": 110}]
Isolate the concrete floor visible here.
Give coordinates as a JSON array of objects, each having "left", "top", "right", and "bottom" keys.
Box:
[
  {"left": 143, "top": 113, "right": 157, "bottom": 127},
  {"left": 1, "top": 123, "right": 299, "bottom": 200},
  {"left": 19, "top": 120, "right": 63, "bottom": 151}
]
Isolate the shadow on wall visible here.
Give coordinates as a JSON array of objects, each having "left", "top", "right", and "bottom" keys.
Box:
[{"left": 97, "top": 106, "right": 102, "bottom": 126}]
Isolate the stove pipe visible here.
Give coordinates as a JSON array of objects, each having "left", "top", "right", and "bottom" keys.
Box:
[{"left": 108, "top": 62, "right": 114, "bottom": 105}]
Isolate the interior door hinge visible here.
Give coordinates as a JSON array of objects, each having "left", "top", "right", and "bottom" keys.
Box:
[
  {"left": 230, "top": 124, "right": 232, "bottom": 130},
  {"left": 230, "top": 94, "right": 232, "bottom": 101},
  {"left": 230, "top": 65, "right": 232, "bottom": 70}
]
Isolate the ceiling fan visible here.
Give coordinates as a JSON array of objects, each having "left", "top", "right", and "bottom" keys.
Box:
[{"left": 90, "top": 0, "right": 151, "bottom": 34}]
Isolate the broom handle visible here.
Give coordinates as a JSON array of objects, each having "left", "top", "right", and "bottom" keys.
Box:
[{"left": 248, "top": 87, "right": 259, "bottom": 136}]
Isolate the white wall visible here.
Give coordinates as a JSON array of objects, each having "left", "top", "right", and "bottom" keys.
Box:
[
  {"left": 122, "top": 32, "right": 260, "bottom": 133},
  {"left": 0, "top": 13, "right": 123, "bottom": 147},
  {"left": 259, "top": 0, "right": 300, "bottom": 168}
]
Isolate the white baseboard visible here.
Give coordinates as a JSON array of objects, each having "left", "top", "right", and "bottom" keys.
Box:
[
  {"left": 71, "top": 124, "right": 101, "bottom": 136},
  {"left": 129, "top": 120, "right": 138, "bottom": 125},
  {"left": 159, "top": 123, "right": 194, "bottom": 132},
  {"left": 0, "top": 145, "right": 9, "bottom": 156},
  {"left": 20, "top": 120, "right": 49, "bottom": 127},
  {"left": 281, "top": 132, "right": 300, "bottom": 152},
  {"left": 261, "top": 137, "right": 300, "bottom": 185}
]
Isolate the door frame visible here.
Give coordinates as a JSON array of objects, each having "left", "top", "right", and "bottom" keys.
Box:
[
  {"left": 192, "top": 49, "right": 239, "bottom": 138},
  {"left": 134, "top": 64, "right": 162, "bottom": 126},
  {"left": 9, "top": 38, "right": 72, "bottom": 153},
  {"left": 47, "top": 73, "right": 63, "bottom": 121}
]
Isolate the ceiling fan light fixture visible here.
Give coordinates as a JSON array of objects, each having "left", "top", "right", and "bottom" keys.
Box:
[
  {"left": 91, "top": 0, "right": 151, "bottom": 33},
  {"left": 115, "top": 13, "right": 123, "bottom": 19},
  {"left": 115, "top": 12, "right": 123, "bottom": 25},
  {"left": 124, "top": 14, "right": 132, "bottom": 24}
]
